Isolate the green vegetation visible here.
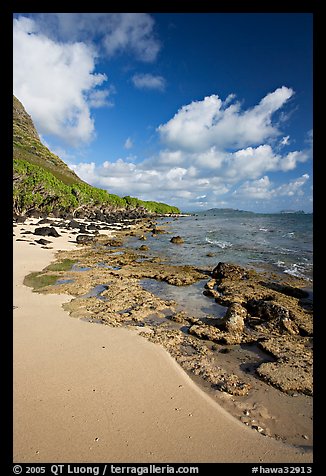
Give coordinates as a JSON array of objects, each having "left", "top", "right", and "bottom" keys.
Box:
[
  {"left": 23, "top": 260, "right": 76, "bottom": 290},
  {"left": 13, "top": 95, "right": 180, "bottom": 216},
  {"left": 13, "top": 157, "right": 180, "bottom": 215},
  {"left": 23, "top": 271, "right": 60, "bottom": 290},
  {"left": 46, "top": 259, "right": 76, "bottom": 272},
  {"left": 123, "top": 196, "right": 180, "bottom": 214},
  {"left": 13, "top": 96, "right": 82, "bottom": 186}
]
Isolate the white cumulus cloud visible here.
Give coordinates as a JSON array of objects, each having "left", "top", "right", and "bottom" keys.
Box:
[
  {"left": 132, "top": 73, "right": 166, "bottom": 91},
  {"left": 27, "top": 13, "right": 161, "bottom": 62},
  {"left": 234, "top": 174, "right": 310, "bottom": 200},
  {"left": 13, "top": 13, "right": 161, "bottom": 147},
  {"left": 68, "top": 86, "right": 311, "bottom": 211},
  {"left": 157, "top": 87, "right": 294, "bottom": 152},
  {"left": 13, "top": 16, "right": 110, "bottom": 146}
]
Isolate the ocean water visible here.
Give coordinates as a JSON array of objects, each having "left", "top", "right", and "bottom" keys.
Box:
[{"left": 128, "top": 210, "right": 313, "bottom": 282}]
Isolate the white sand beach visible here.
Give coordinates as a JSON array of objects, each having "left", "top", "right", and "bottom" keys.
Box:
[{"left": 13, "top": 220, "right": 312, "bottom": 463}]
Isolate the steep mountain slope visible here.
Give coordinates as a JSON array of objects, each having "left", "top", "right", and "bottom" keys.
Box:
[
  {"left": 13, "top": 96, "right": 180, "bottom": 216},
  {"left": 13, "top": 96, "right": 82, "bottom": 185}
]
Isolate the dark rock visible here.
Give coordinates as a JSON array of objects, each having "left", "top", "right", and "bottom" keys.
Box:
[
  {"left": 203, "top": 289, "right": 221, "bottom": 299},
  {"left": 76, "top": 234, "right": 95, "bottom": 245},
  {"left": 212, "top": 262, "right": 249, "bottom": 280},
  {"left": 37, "top": 218, "right": 53, "bottom": 225},
  {"left": 35, "top": 238, "right": 52, "bottom": 245},
  {"left": 99, "top": 226, "right": 113, "bottom": 230},
  {"left": 74, "top": 210, "right": 87, "bottom": 219},
  {"left": 219, "top": 348, "right": 231, "bottom": 354},
  {"left": 27, "top": 210, "right": 44, "bottom": 218},
  {"left": 87, "top": 224, "right": 100, "bottom": 231},
  {"left": 15, "top": 215, "right": 27, "bottom": 224},
  {"left": 54, "top": 221, "right": 67, "bottom": 228},
  {"left": 50, "top": 209, "right": 64, "bottom": 218},
  {"left": 139, "top": 245, "right": 149, "bottom": 251},
  {"left": 203, "top": 279, "right": 223, "bottom": 299},
  {"left": 94, "top": 211, "right": 107, "bottom": 222},
  {"left": 34, "top": 226, "right": 61, "bottom": 237},
  {"left": 170, "top": 236, "right": 184, "bottom": 244},
  {"left": 246, "top": 299, "right": 290, "bottom": 321},
  {"left": 68, "top": 220, "right": 82, "bottom": 229},
  {"left": 152, "top": 228, "right": 166, "bottom": 235}
]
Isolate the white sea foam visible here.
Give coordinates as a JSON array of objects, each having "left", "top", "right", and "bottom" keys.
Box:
[
  {"left": 274, "top": 260, "right": 311, "bottom": 280},
  {"left": 280, "top": 247, "right": 297, "bottom": 254},
  {"left": 282, "top": 232, "right": 295, "bottom": 238},
  {"left": 275, "top": 260, "right": 285, "bottom": 267},
  {"left": 206, "top": 237, "right": 232, "bottom": 249},
  {"left": 284, "top": 265, "right": 305, "bottom": 279}
]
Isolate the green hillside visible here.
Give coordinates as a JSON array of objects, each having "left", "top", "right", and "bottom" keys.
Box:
[
  {"left": 13, "top": 96, "right": 180, "bottom": 216},
  {"left": 13, "top": 95, "right": 82, "bottom": 186}
]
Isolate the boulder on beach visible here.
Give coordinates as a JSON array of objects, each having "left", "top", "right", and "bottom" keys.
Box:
[
  {"left": 36, "top": 218, "right": 53, "bottom": 225},
  {"left": 219, "top": 302, "right": 246, "bottom": 334},
  {"left": 76, "top": 234, "right": 95, "bottom": 245},
  {"left": 35, "top": 238, "right": 52, "bottom": 245},
  {"left": 170, "top": 236, "right": 184, "bottom": 244},
  {"left": 212, "top": 262, "right": 249, "bottom": 281},
  {"left": 152, "top": 227, "right": 166, "bottom": 235},
  {"left": 247, "top": 299, "right": 290, "bottom": 321},
  {"left": 34, "top": 226, "right": 61, "bottom": 238},
  {"left": 68, "top": 219, "right": 81, "bottom": 229},
  {"left": 87, "top": 223, "right": 100, "bottom": 231},
  {"left": 13, "top": 214, "right": 26, "bottom": 223}
]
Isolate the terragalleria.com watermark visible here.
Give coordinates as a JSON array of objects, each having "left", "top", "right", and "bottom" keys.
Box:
[{"left": 47, "top": 465, "right": 199, "bottom": 475}]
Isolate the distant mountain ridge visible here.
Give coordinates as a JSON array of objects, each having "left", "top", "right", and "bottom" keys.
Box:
[
  {"left": 279, "top": 210, "right": 306, "bottom": 214},
  {"left": 13, "top": 96, "right": 180, "bottom": 217},
  {"left": 197, "top": 208, "right": 255, "bottom": 216},
  {"left": 195, "top": 208, "right": 310, "bottom": 216}
]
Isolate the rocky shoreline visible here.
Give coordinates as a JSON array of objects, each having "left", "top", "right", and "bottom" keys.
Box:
[{"left": 14, "top": 214, "right": 313, "bottom": 449}]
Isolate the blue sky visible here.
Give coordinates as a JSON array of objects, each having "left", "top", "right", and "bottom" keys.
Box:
[{"left": 13, "top": 13, "right": 313, "bottom": 212}]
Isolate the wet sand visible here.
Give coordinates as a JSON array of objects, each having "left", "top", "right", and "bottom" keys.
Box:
[{"left": 13, "top": 219, "right": 312, "bottom": 463}]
